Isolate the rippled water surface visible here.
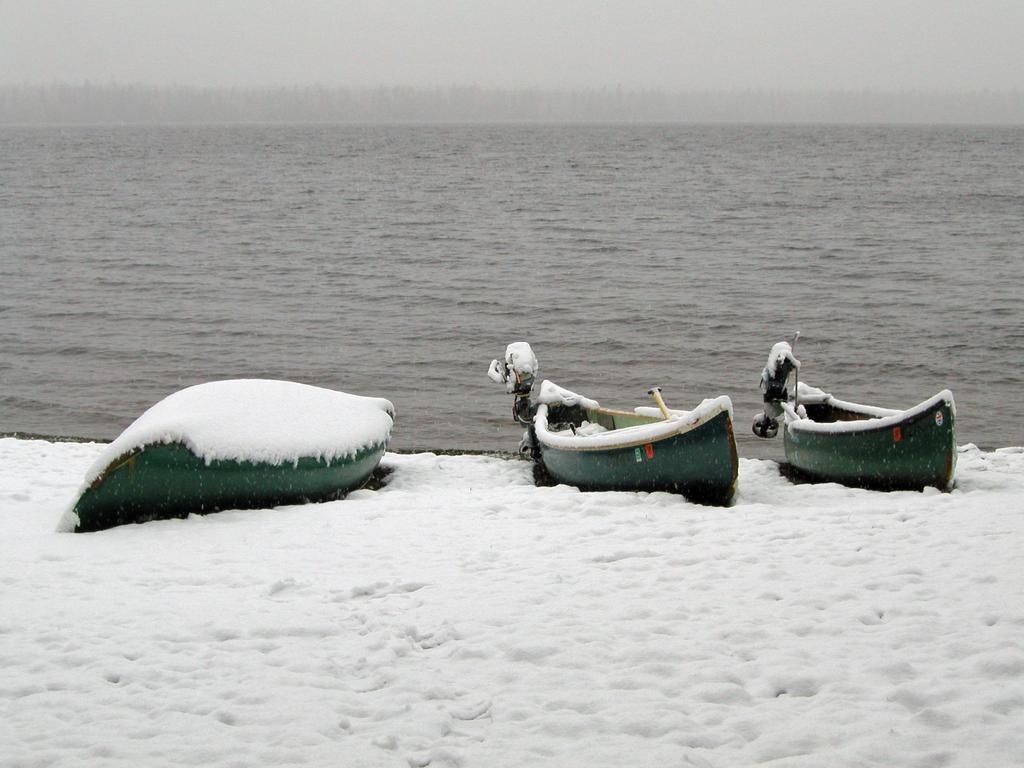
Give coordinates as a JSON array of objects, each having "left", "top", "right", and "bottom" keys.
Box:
[{"left": 1, "top": 124, "right": 1022, "bottom": 455}]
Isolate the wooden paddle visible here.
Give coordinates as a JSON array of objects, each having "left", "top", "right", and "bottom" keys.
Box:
[{"left": 647, "top": 387, "right": 672, "bottom": 420}]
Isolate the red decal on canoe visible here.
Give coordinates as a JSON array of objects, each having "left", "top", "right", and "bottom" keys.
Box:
[
  {"left": 893, "top": 426, "right": 902, "bottom": 442},
  {"left": 644, "top": 443, "right": 655, "bottom": 459}
]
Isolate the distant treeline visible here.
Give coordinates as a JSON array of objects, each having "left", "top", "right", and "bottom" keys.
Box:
[{"left": 2, "top": 84, "right": 1023, "bottom": 125}]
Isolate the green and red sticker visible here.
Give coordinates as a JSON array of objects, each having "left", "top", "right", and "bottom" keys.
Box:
[{"left": 634, "top": 444, "right": 656, "bottom": 462}]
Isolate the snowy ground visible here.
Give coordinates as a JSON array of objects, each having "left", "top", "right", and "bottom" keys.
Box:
[{"left": 2, "top": 437, "right": 1023, "bottom": 768}]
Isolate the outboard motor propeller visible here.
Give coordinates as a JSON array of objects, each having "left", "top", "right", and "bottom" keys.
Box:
[
  {"left": 753, "top": 334, "right": 800, "bottom": 439},
  {"left": 752, "top": 411, "right": 780, "bottom": 439}
]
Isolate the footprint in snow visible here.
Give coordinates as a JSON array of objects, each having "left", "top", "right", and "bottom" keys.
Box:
[
  {"left": 266, "top": 578, "right": 307, "bottom": 600},
  {"left": 764, "top": 675, "right": 821, "bottom": 698},
  {"left": 342, "top": 581, "right": 429, "bottom": 601},
  {"left": 450, "top": 699, "right": 492, "bottom": 721},
  {"left": 858, "top": 609, "right": 887, "bottom": 625},
  {"left": 591, "top": 550, "right": 659, "bottom": 563},
  {"left": 406, "top": 623, "right": 460, "bottom": 650}
]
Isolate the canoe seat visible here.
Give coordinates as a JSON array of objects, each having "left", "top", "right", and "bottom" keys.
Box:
[
  {"left": 804, "top": 402, "right": 874, "bottom": 424},
  {"left": 589, "top": 408, "right": 662, "bottom": 431},
  {"left": 545, "top": 403, "right": 587, "bottom": 432},
  {"left": 545, "top": 402, "right": 664, "bottom": 433}
]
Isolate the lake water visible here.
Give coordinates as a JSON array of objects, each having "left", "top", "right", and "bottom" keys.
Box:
[{"left": 1, "top": 124, "right": 1022, "bottom": 456}]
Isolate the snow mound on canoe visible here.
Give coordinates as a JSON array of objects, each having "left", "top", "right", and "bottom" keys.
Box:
[
  {"left": 765, "top": 340, "right": 800, "bottom": 375},
  {"left": 77, "top": 379, "right": 394, "bottom": 485},
  {"left": 796, "top": 382, "right": 900, "bottom": 418},
  {"left": 536, "top": 380, "right": 599, "bottom": 410},
  {"left": 505, "top": 341, "right": 538, "bottom": 379}
]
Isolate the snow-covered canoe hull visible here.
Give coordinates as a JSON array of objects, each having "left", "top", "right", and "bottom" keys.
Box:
[
  {"left": 537, "top": 403, "right": 738, "bottom": 504},
  {"left": 783, "top": 390, "right": 956, "bottom": 491},
  {"left": 59, "top": 380, "right": 395, "bottom": 533},
  {"left": 68, "top": 440, "right": 387, "bottom": 533}
]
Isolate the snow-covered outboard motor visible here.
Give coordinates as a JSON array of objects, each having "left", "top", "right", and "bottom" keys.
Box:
[
  {"left": 487, "top": 342, "right": 541, "bottom": 457},
  {"left": 753, "top": 334, "right": 801, "bottom": 439}
]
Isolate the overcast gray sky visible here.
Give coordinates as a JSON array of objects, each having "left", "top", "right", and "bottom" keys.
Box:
[{"left": 2, "top": 0, "right": 1022, "bottom": 91}]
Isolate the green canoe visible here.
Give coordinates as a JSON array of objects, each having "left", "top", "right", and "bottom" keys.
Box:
[
  {"left": 67, "top": 440, "right": 388, "bottom": 533},
  {"left": 753, "top": 338, "right": 956, "bottom": 491},
  {"left": 535, "top": 395, "right": 739, "bottom": 504},
  {"left": 59, "top": 379, "right": 395, "bottom": 532},
  {"left": 487, "top": 343, "right": 737, "bottom": 504},
  {"left": 782, "top": 385, "right": 956, "bottom": 491}
]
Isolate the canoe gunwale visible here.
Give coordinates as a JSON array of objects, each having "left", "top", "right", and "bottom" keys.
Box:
[
  {"left": 89, "top": 446, "right": 146, "bottom": 489},
  {"left": 85, "top": 438, "right": 389, "bottom": 491},
  {"left": 783, "top": 388, "right": 954, "bottom": 436},
  {"left": 534, "top": 399, "right": 733, "bottom": 453}
]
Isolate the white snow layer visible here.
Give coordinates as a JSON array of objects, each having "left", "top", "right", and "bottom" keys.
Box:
[
  {"left": 796, "top": 382, "right": 901, "bottom": 418},
  {"left": 535, "top": 380, "right": 600, "bottom": 410},
  {"left": 504, "top": 342, "right": 538, "bottom": 379},
  {"left": 634, "top": 406, "right": 689, "bottom": 419},
  {"left": 79, "top": 380, "right": 394, "bottom": 486},
  {"left": 487, "top": 343, "right": 539, "bottom": 393},
  {"left": 3, "top": 437, "right": 1023, "bottom": 768},
  {"left": 764, "top": 341, "right": 800, "bottom": 376}
]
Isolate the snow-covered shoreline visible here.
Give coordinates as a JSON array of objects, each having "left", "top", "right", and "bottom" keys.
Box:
[{"left": 2, "top": 437, "right": 1022, "bottom": 767}]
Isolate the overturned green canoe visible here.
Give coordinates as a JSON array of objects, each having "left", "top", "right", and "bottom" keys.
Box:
[
  {"left": 782, "top": 385, "right": 956, "bottom": 491},
  {"left": 67, "top": 440, "right": 388, "bottom": 533},
  {"left": 535, "top": 394, "right": 738, "bottom": 504},
  {"left": 60, "top": 379, "right": 394, "bottom": 532}
]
